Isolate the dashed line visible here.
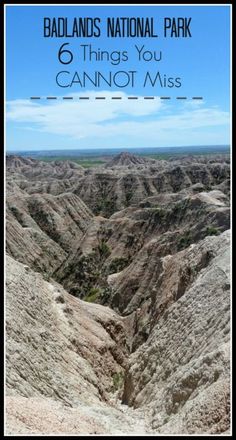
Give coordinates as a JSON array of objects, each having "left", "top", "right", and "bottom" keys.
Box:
[{"left": 30, "top": 96, "right": 203, "bottom": 101}]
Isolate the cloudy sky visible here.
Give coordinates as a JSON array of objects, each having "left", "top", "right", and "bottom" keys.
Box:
[{"left": 6, "top": 5, "right": 230, "bottom": 151}]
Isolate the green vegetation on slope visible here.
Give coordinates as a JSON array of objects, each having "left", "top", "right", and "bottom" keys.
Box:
[{"left": 37, "top": 156, "right": 106, "bottom": 168}]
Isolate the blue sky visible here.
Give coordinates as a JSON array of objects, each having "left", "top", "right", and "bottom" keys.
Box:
[{"left": 6, "top": 5, "right": 231, "bottom": 151}]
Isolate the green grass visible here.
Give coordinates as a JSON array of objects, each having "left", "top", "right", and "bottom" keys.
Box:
[
  {"left": 206, "top": 226, "right": 220, "bottom": 236},
  {"left": 76, "top": 159, "right": 106, "bottom": 168},
  {"left": 178, "top": 231, "right": 193, "bottom": 250},
  {"left": 108, "top": 257, "right": 130, "bottom": 274},
  {"left": 142, "top": 150, "right": 229, "bottom": 160},
  {"left": 152, "top": 207, "right": 166, "bottom": 218},
  {"left": 112, "top": 371, "right": 124, "bottom": 391},
  {"left": 83, "top": 287, "right": 101, "bottom": 303},
  {"left": 36, "top": 148, "right": 229, "bottom": 167},
  {"left": 98, "top": 240, "right": 111, "bottom": 258},
  {"left": 145, "top": 154, "right": 173, "bottom": 160},
  {"left": 37, "top": 156, "right": 106, "bottom": 168}
]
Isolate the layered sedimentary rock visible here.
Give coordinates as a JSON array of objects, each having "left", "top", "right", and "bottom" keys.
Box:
[
  {"left": 6, "top": 256, "right": 146, "bottom": 435},
  {"left": 6, "top": 191, "right": 93, "bottom": 274},
  {"left": 54, "top": 189, "right": 230, "bottom": 306},
  {"left": 5, "top": 231, "right": 231, "bottom": 434},
  {"left": 123, "top": 231, "right": 231, "bottom": 435},
  {"left": 7, "top": 153, "right": 230, "bottom": 217},
  {"left": 5, "top": 153, "right": 231, "bottom": 435}
]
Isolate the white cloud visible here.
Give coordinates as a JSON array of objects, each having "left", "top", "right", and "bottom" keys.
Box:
[{"left": 7, "top": 91, "right": 230, "bottom": 147}]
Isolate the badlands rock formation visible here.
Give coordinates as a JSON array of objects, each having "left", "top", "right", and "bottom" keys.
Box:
[
  {"left": 123, "top": 231, "right": 231, "bottom": 435},
  {"left": 6, "top": 191, "right": 93, "bottom": 274},
  {"left": 6, "top": 256, "right": 147, "bottom": 435},
  {"left": 105, "top": 151, "right": 156, "bottom": 167},
  {"left": 5, "top": 152, "right": 231, "bottom": 435}
]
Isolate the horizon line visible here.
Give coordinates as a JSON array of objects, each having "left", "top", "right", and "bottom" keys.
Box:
[{"left": 6, "top": 144, "right": 230, "bottom": 153}]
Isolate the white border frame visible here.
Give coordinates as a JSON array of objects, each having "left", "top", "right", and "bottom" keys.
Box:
[{"left": 4, "top": 3, "right": 232, "bottom": 437}]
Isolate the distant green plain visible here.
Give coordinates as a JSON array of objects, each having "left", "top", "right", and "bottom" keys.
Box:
[
  {"left": 37, "top": 156, "right": 106, "bottom": 168},
  {"left": 36, "top": 149, "right": 229, "bottom": 168}
]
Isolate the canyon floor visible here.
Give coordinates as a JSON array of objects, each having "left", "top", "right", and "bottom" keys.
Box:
[{"left": 5, "top": 152, "right": 231, "bottom": 435}]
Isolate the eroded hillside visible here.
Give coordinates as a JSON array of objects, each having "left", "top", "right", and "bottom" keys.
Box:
[{"left": 5, "top": 152, "right": 231, "bottom": 435}]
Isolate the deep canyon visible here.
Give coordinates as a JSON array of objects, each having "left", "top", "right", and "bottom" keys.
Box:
[{"left": 5, "top": 152, "right": 231, "bottom": 435}]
